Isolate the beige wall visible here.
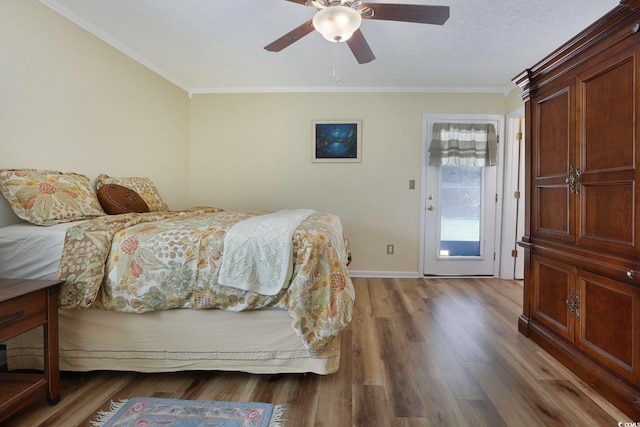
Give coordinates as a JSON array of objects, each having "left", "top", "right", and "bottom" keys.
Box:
[
  {"left": 0, "top": 0, "right": 190, "bottom": 227},
  {"left": 189, "top": 92, "right": 509, "bottom": 274},
  {"left": 506, "top": 86, "right": 524, "bottom": 113}
]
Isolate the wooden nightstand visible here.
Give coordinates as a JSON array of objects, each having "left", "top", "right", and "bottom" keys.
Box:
[{"left": 0, "top": 279, "right": 62, "bottom": 422}]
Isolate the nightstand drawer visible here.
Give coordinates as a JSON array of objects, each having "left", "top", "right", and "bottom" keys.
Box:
[{"left": 0, "top": 289, "right": 46, "bottom": 341}]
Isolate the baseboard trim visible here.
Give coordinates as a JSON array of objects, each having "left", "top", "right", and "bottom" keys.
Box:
[{"left": 348, "top": 270, "right": 421, "bottom": 278}]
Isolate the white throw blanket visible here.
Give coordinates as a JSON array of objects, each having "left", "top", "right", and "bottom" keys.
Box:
[{"left": 217, "top": 209, "right": 316, "bottom": 295}]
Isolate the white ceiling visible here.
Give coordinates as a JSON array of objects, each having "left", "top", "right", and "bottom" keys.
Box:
[{"left": 40, "top": 0, "right": 620, "bottom": 94}]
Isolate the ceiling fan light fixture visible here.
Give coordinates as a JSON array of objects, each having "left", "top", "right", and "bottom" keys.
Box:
[{"left": 312, "top": 5, "right": 362, "bottom": 42}]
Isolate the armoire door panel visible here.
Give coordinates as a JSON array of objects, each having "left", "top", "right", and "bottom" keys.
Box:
[
  {"left": 579, "top": 55, "right": 635, "bottom": 173},
  {"left": 537, "top": 186, "right": 569, "bottom": 235},
  {"left": 576, "top": 270, "right": 639, "bottom": 383},
  {"left": 576, "top": 50, "right": 640, "bottom": 256},
  {"left": 532, "top": 255, "right": 574, "bottom": 341},
  {"left": 532, "top": 83, "right": 575, "bottom": 242},
  {"left": 536, "top": 88, "right": 572, "bottom": 179},
  {"left": 579, "top": 182, "right": 634, "bottom": 246}
]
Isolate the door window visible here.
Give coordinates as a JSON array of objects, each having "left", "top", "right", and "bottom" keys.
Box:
[{"left": 439, "top": 165, "right": 482, "bottom": 257}]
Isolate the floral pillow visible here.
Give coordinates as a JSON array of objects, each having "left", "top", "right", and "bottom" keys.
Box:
[
  {"left": 95, "top": 174, "right": 168, "bottom": 212},
  {"left": 0, "top": 169, "right": 106, "bottom": 226}
]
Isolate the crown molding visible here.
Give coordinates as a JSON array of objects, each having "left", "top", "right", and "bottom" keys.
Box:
[
  {"left": 189, "top": 85, "right": 511, "bottom": 97},
  {"left": 39, "top": 0, "right": 191, "bottom": 93}
]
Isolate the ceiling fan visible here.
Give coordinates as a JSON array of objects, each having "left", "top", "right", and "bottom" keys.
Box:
[{"left": 264, "top": 0, "right": 450, "bottom": 64}]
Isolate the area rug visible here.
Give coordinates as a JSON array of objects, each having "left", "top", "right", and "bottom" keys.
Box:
[{"left": 90, "top": 397, "right": 284, "bottom": 427}]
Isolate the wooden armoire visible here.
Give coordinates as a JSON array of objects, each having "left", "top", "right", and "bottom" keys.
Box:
[{"left": 514, "top": 0, "right": 640, "bottom": 418}]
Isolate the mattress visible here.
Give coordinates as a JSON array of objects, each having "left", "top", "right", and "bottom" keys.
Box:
[{"left": 0, "top": 221, "right": 81, "bottom": 280}]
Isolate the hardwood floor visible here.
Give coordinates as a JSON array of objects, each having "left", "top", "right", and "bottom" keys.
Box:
[{"left": 4, "top": 277, "right": 632, "bottom": 426}]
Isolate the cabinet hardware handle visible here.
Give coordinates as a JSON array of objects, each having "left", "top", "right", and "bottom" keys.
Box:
[
  {"left": 566, "top": 166, "right": 576, "bottom": 193},
  {"left": 0, "top": 310, "right": 24, "bottom": 326},
  {"left": 566, "top": 288, "right": 575, "bottom": 315},
  {"left": 566, "top": 299, "right": 574, "bottom": 315},
  {"left": 627, "top": 270, "right": 640, "bottom": 282},
  {"left": 565, "top": 166, "right": 581, "bottom": 194}
]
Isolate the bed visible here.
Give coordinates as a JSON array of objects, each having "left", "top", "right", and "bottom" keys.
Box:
[{"left": 0, "top": 170, "right": 354, "bottom": 375}]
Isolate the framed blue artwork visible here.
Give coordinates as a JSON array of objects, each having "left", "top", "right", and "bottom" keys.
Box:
[{"left": 312, "top": 120, "right": 362, "bottom": 163}]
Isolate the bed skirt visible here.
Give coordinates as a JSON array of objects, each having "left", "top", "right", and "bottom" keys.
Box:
[{"left": 7, "top": 307, "right": 340, "bottom": 375}]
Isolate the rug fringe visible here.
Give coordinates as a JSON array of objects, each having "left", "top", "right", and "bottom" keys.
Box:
[
  {"left": 270, "top": 404, "right": 286, "bottom": 427},
  {"left": 89, "top": 399, "right": 128, "bottom": 427}
]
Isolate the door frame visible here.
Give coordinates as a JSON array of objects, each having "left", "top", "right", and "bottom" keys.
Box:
[
  {"left": 419, "top": 113, "right": 506, "bottom": 276},
  {"left": 500, "top": 108, "right": 526, "bottom": 279}
]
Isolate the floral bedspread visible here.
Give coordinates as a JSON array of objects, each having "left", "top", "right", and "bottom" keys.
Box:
[{"left": 56, "top": 207, "right": 355, "bottom": 354}]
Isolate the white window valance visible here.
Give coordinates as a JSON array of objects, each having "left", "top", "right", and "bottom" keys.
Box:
[{"left": 428, "top": 123, "right": 498, "bottom": 166}]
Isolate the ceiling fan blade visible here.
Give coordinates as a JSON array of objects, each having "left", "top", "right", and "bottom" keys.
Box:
[
  {"left": 360, "top": 3, "right": 450, "bottom": 25},
  {"left": 264, "top": 19, "right": 315, "bottom": 52},
  {"left": 346, "top": 29, "right": 376, "bottom": 64}
]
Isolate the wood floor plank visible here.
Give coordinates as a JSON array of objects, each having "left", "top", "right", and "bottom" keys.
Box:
[
  {"left": 498, "top": 333, "right": 571, "bottom": 381},
  {"left": 375, "top": 317, "right": 430, "bottom": 417},
  {"left": 462, "top": 278, "right": 524, "bottom": 329},
  {"left": 544, "top": 379, "right": 621, "bottom": 425},
  {"left": 407, "top": 294, "right": 487, "bottom": 400},
  {"left": 424, "top": 293, "right": 492, "bottom": 362},
  {"left": 483, "top": 356, "right": 577, "bottom": 426},
  {"left": 272, "top": 374, "right": 320, "bottom": 426},
  {"left": 391, "top": 277, "right": 429, "bottom": 315},
  {"left": 436, "top": 285, "right": 569, "bottom": 383},
  {"left": 457, "top": 398, "right": 508, "bottom": 427},
  {"left": 3, "top": 277, "right": 634, "bottom": 426},
  {"left": 352, "top": 307, "right": 385, "bottom": 386},
  {"left": 427, "top": 338, "right": 488, "bottom": 401},
  {"left": 368, "top": 278, "right": 395, "bottom": 318},
  {"left": 352, "top": 277, "right": 373, "bottom": 316},
  {"left": 354, "top": 385, "right": 393, "bottom": 427},
  {"left": 376, "top": 315, "right": 469, "bottom": 423},
  {"left": 390, "top": 418, "right": 433, "bottom": 427},
  {"left": 535, "top": 348, "right": 630, "bottom": 421},
  {"left": 467, "top": 360, "right": 551, "bottom": 426},
  {"left": 314, "top": 329, "right": 353, "bottom": 426},
  {"left": 382, "top": 279, "right": 425, "bottom": 343}
]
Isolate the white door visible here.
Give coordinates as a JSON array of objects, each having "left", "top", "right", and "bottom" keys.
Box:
[{"left": 422, "top": 115, "right": 503, "bottom": 276}]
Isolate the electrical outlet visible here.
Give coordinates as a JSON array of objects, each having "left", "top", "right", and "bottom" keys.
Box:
[
  {"left": 387, "top": 244, "right": 394, "bottom": 255},
  {"left": 409, "top": 180, "right": 415, "bottom": 189}
]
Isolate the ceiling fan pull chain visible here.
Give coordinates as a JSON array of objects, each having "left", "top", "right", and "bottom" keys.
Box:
[{"left": 332, "top": 41, "right": 340, "bottom": 83}]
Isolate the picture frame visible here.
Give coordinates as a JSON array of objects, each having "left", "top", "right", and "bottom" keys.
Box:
[{"left": 312, "top": 120, "right": 362, "bottom": 163}]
